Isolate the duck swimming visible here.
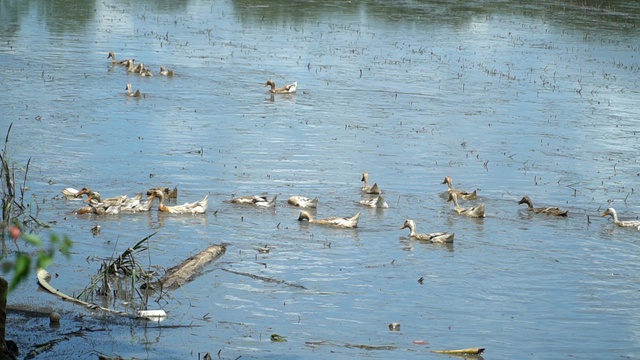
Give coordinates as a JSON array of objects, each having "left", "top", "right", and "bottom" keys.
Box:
[
  {"left": 133, "top": 63, "right": 146, "bottom": 74},
  {"left": 400, "top": 219, "right": 454, "bottom": 244},
  {"left": 518, "top": 196, "right": 568, "bottom": 217},
  {"left": 140, "top": 68, "right": 153, "bottom": 77},
  {"left": 107, "top": 51, "right": 135, "bottom": 66},
  {"left": 74, "top": 202, "right": 121, "bottom": 215},
  {"left": 125, "top": 83, "right": 142, "bottom": 98},
  {"left": 601, "top": 208, "right": 640, "bottom": 228},
  {"left": 361, "top": 172, "right": 382, "bottom": 194},
  {"left": 75, "top": 187, "right": 128, "bottom": 206},
  {"left": 298, "top": 211, "right": 360, "bottom": 228},
  {"left": 231, "top": 194, "right": 278, "bottom": 207},
  {"left": 148, "top": 189, "right": 208, "bottom": 214},
  {"left": 120, "top": 193, "right": 154, "bottom": 213},
  {"left": 147, "top": 186, "right": 178, "bottom": 200},
  {"left": 359, "top": 196, "right": 388, "bottom": 208},
  {"left": 448, "top": 192, "right": 485, "bottom": 218},
  {"left": 288, "top": 196, "right": 318, "bottom": 208},
  {"left": 73, "top": 193, "right": 123, "bottom": 215},
  {"left": 160, "top": 66, "right": 174, "bottom": 76},
  {"left": 265, "top": 80, "right": 297, "bottom": 94},
  {"left": 441, "top": 176, "right": 477, "bottom": 200}
]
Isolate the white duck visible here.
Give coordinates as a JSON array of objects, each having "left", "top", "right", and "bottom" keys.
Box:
[
  {"left": 441, "top": 176, "right": 477, "bottom": 200},
  {"left": 361, "top": 172, "right": 382, "bottom": 194},
  {"left": 288, "top": 196, "right": 318, "bottom": 208},
  {"left": 149, "top": 189, "right": 208, "bottom": 214},
  {"left": 359, "top": 196, "right": 388, "bottom": 208},
  {"left": 448, "top": 192, "right": 485, "bottom": 218},
  {"left": 601, "top": 208, "right": 640, "bottom": 228},
  {"left": 160, "top": 65, "right": 174, "bottom": 76},
  {"left": 120, "top": 193, "right": 154, "bottom": 213},
  {"left": 125, "top": 83, "right": 142, "bottom": 98},
  {"left": 231, "top": 194, "right": 278, "bottom": 207},
  {"left": 298, "top": 211, "right": 360, "bottom": 228},
  {"left": 400, "top": 219, "right": 454, "bottom": 244}
]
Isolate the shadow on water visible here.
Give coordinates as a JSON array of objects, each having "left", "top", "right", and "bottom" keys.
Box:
[
  {"left": 0, "top": 0, "right": 97, "bottom": 35},
  {"left": 229, "top": 0, "right": 640, "bottom": 30}
]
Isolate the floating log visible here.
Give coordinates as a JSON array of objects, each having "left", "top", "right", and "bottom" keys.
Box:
[
  {"left": 432, "top": 347, "right": 485, "bottom": 355},
  {"left": 150, "top": 244, "right": 226, "bottom": 290}
]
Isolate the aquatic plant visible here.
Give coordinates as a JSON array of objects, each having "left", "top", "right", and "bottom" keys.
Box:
[
  {"left": 0, "top": 124, "right": 72, "bottom": 291},
  {"left": 0, "top": 123, "right": 72, "bottom": 359},
  {"left": 77, "top": 233, "right": 158, "bottom": 309},
  {"left": 0, "top": 123, "right": 72, "bottom": 291}
]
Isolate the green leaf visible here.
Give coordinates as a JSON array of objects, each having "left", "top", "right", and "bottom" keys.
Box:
[
  {"left": 22, "top": 233, "right": 42, "bottom": 247},
  {"left": 9, "top": 253, "right": 31, "bottom": 292},
  {"left": 37, "top": 252, "right": 53, "bottom": 269},
  {"left": 49, "top": 234, "right": 60, "bottom": 246},
  {"left": 60, "top": 236, "right": 73, "bottom": 258}
]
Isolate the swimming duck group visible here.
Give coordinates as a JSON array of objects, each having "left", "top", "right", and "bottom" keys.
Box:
[
  {"left": 102, "top": 54, "right": 640, "bottom": 234},
  {"left": 108, "top": 51, "right": 175, "bottom": 98},
  {"left": 104, "top": 53, "right": 639, "bottom": 234},
  {"left": 63, "top": 186, "right": 210, "bottom": 215},
  {"left": 108, "top": 51, "right": 174, "bottom": 78},
  {"left": 109, "top": 51, "right": 299, "bottom": 99},
  {"left": 64, "top": 169, "right": 639, "bottom": 240}
]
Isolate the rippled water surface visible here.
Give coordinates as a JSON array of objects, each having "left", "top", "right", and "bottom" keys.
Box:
[{"left": 2, "top": 0, "right": 640, "bottom": 359}]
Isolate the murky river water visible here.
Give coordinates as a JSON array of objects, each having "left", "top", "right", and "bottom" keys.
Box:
[{"left": 2, "top": 0, "right": 640, "bottom": 359}]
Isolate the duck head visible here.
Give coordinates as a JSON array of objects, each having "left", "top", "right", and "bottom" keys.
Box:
[{"left": 400, "top": 219, "right": 416, "bottom": 231}]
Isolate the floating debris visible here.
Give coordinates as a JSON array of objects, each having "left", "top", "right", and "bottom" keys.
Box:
[
  {"left": 432, "top": 347, "right": 485, "bottom": 355},
  {"left": 271, "top": 334, "right": 287, "bottom": 342},
  {"left": 49, "top": 311, "right": 61, "bottom": 325}
]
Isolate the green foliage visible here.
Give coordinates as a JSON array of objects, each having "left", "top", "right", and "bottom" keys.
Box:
[
  {"left": 10, "top": 253, "right": 30, "bottom": 293},
  {"left": 0, "top": 123, "right": 73, "bottom": 292},
  {"left": 4, "top": 231, "right": 73, "bottom": 292}
]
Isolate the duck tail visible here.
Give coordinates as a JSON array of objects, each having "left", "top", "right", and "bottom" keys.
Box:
[
  {"left": 201, "top": 195, "right": 209, "bottom": 210},
  {"left": 169, "top": 186, "right": 178, "bottom": 199},
  {"left": 477, "top": 204, "right": 486, "bottom": 217},
  {"left": 369, "top": 183, "right": 381, "bottom": 194},
  {"left": 352, "top": 212, "right": 361, "bottom": 222},
  {"left": 375, "top": 196, "right": 388, "bottom": 208},
  {"left": 268, "top": 194, "right": 278, "bottom": 207}
]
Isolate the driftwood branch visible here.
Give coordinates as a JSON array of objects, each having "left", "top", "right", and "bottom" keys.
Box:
[
  {"left": 37, "top": 269, "right": 140, "bottom": 319},
  {"left": 149, "top": 244, "right": 227, "bottom": 290}
]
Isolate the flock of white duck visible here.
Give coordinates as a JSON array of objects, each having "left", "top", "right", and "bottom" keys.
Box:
[
  {"left": 91, "top": 52, "right": 636, "bottom": 232},
  {"left": 62, "top": 171, "right": 639, "bottom": 240},
  {"left": 62, "top": 172, "right": 640, "bottom": 239}
]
